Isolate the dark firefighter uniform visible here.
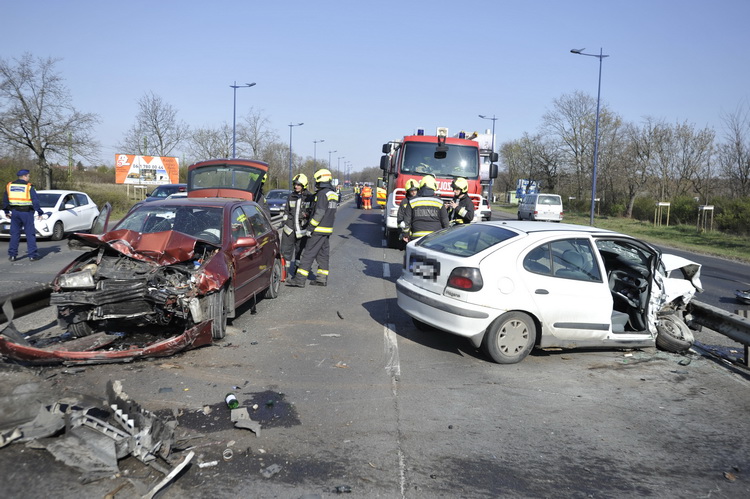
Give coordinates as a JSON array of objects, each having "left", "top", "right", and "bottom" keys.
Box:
[
  {"left": 397, "top": 178, "right": 420, "bottom": 241},
  {"left": 280, "top": 173, "right": 313, "bottom": 277},
  {"left": 3, "top": 169, "right": 44, "bottom": 261},
  {"left": 286, "top": 168, "right": 338, "bottom": 287},
  {"left": 402, "top": 176, "right": 449, "bottom": 240},
  {"left": 448, "top": 177, "right": 475, "bottom": 225}
]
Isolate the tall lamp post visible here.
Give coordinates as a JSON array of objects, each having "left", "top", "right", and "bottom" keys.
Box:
[
  {"left": 231, "top": 81, "right": 256, "bottom": 158},
  {"left": 328, "top": 150, "right": 337, "bottom": 173},
  {"left": 288, "top": 122, "right": 304, "bottom": 188},
  {"left": 571, "top": 47, "right": 609, "bottom": 226},
  {"left": 478, "top": 114, "right": 497, "bottom": 201},
  {"left": 313, "top": 139, "right": 325, "bottom": 170},
  {"left": 337, "top": 156, "right": 345, "bottom": 181}
]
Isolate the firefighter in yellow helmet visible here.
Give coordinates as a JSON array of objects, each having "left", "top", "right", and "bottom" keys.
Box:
[
  {"left": 401, "top": 174, "right": 448, "bottom": 242},
  {"left": 287, "top": 168, "right": 339, "bottom": 287},
  {"left": 448, "top": 177, "right": 474, "bottom": 225},
  {"left": 280, "top": 173, "right": 313, "bottom": 278},
  {"left": 396, "top": 178, "right": 420, "bottom": 244}
]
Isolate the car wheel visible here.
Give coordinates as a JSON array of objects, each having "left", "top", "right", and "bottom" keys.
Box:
[
  {"left": 51, "top": 221, "right": 64, "bottom": 241},
  {"left": 412, "top": 317, "right": 435, "bottom": 332},
  {"left": 656, "top": 315, "right": 694, "bottom": 353},
  {"left": 482, "top": 312, "right": 537, "bottom": 364},
  {"left": 89, "top": 216, "right": 98, "bottom": 233},
  {"left": 209, "top": 287, "right": 228, "bottom": 339},
  {"left": 386, "top": 229, "right": 400, "bottom": 249},
  {"left": 264, "top": 258, "right": 282, "bottom": 299},
  {"left": 69, "top": 321, "right": 94, "bottom": 338}
]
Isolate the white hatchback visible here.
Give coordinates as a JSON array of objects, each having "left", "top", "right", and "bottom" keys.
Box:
[
  {"left": 0, "top": 190, "right": 100, "bottom": 240},
  {"left": 396, "top": 221, "right": 702, "bottom": 364}
]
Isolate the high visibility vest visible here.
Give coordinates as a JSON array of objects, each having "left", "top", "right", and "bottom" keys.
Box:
[
  {"left": 6, "top": 182, "right": 33, "bottom": 206},
  {"left": 361, "top": 187, "right": 372, "bottom": 198}
]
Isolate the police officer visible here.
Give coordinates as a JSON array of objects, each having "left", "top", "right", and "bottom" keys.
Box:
[
  {"left": 280, "top": 173, "right": 313, "bottom": 278},
  {"left": 2, "top": 169, "right": 44, "bottom": 261},
  {"left": 447, "top": 177, "right": 474, "bottom": 225},
  {"left": 286, "top": 168, "right": 338, "bottom": 287},
  {"left": 401, "top": 175, "right": 449, "bottom": 242}
]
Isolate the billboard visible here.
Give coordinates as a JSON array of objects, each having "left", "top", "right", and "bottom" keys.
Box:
[{"left": 115, "top": 154, "right": 180, "bottom": 184}]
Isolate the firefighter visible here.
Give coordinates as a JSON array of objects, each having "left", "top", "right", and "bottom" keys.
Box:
[
  {"left": 280, "top": 173, "right": 312, "bottom": 278},
  {"left": 401, "top": 175, "right": 448, "bottom": 242},
  {"left": 361, "top": 183, "right": 373, "bottom": 210},
  {"left": 447, "top": 177, "right": 475, "bottom": 225},
  {"left": 286, "top": 168, "right": 338, "bottom": 287},
  {"left": 2, "top": 169, "right": 44, "bottom": 262},
  {"left": 397, "top": 178, "right": 420, "bottom": 242}
]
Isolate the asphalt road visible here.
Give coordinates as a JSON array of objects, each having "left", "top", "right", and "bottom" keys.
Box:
[{"left": 1, "top": 201, "right": 749, "bottom": 498}]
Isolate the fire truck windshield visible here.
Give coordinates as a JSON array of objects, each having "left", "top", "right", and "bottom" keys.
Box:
[{"left": 401, "top": 142, "right": 479, "bottom": 178}]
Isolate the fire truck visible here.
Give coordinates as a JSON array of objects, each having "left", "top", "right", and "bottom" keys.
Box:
[{"left": 380, "top": 127, "right": 497, "bottom": 248}]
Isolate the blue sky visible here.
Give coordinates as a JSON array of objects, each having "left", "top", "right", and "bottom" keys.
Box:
[{"left": 3, "top": 1, "right": 749, "bottom": 172}]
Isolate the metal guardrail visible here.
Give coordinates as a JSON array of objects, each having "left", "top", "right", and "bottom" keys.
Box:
[
  {"left": 689, "top": 300, "right": 750, "bottom": 367},
  {"left": 0, "top": 284, "right": 52, "bottom": 323}
]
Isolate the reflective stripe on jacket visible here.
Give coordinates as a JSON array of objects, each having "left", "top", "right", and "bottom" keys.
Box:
[
  {"left": 309, "top": 185, "right": 338, "bottom": 235},
  {"left": 6, "top": 182, "right": 32, "bottom": 206},
  {"left": 403, "top": 194, "right": 449, "bottom": 238}
]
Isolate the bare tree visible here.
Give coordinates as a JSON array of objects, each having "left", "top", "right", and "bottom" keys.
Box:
[
  {"left": 717, "top": 106, "right": 750, "bottom": 198},
  {"left": 236, "top": 108, "right": 278, "bottom": 158},
  {"left": 0, "top": 53, "right": 99, "bottom": 189},
  {"left": 188, "top": 124, "right": 233, "bottom": 161},
  {"left": 118, "top": 92, "right": 188, "bottom": 157},
  {"left": 542, "top": 91, "right": 597, "bottom": 198}
]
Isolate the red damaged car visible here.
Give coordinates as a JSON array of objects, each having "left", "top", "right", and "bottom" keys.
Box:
[
  {"left": 51, "top": 196, "right": 282, "bottom": 341},
  {"left": 0, "top": 158, "right": 282, "bottom": 364}
]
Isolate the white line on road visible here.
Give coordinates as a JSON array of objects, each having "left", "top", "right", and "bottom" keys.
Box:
[
  {"left": 384, "top": 323, "right": 400, "bottom": 380},
  {"left": 383, "top": 263, "right": 391, "bottom": 278}
]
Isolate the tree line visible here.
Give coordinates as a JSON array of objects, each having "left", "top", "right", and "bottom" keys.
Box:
[{"left": 2, "top": 53, "right": 749, "bottom": 234}]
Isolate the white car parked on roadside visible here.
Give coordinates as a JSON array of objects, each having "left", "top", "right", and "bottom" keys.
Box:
[
  {"left": 396, "top": 221, "right": 702, "bottom": 364},
  {"left": 0, "top": 190, "right": 100, "bottom": 241}
]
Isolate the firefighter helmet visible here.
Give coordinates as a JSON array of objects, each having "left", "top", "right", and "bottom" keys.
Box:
[
  {"left": 405, "top": 178, "right": 419, "bottom": 191},
  {"left": 451, "top": 177, "right": 469, "bottom": 194},
  {"left": 313, "top": 168, "right": 332, "bottom": 183},
  {"left": 293, "top": 173, "right": 308, "bottom": 189},
  {"left": 419, "top": 175, "right": 437, "bottom": 190}
]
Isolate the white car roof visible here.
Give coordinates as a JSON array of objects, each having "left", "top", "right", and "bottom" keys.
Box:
[{"left": 480, "top": 220, "right": 618, "bottom": 237}]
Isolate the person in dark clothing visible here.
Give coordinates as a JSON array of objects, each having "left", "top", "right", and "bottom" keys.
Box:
[
  {"left": 2, "top": 169, "right": 44, "bottom": 261},
  {"left": 280, "top": 173, "right": 313, "bottom": 278},
  {"left": 401, "top": 175, "right": 449, "bottom": 242},
  {"left": 397, "top": 178, "right": 420, "bottom": 243},
  {"left": 286, "top": 168, "right": 339, "bottom": 287},
  {"left": 447, "top": 177, "right": 475, "bottom": 225}
]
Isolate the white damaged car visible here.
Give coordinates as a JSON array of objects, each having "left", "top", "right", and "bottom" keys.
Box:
[{"left": 396, "top": 221, "right": 702, "bottom": 364}]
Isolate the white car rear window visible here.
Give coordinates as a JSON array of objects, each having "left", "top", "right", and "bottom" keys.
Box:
[{"left": 417, "top": 224, "right": 517, "bottom": 257}]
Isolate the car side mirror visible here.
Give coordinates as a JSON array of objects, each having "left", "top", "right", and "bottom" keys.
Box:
[
  {"left": 64, "top": 203, "right": 75, "bottom": 210},
  {"left": 234, "top": 236, "right": 258, "bottom": 249}
]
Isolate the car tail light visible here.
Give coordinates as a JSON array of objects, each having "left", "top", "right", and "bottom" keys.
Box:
[{"left": 447, "top": 267, "right": 483, "bottom": 291}]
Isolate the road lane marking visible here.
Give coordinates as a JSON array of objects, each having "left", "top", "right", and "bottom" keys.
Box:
[
  {"left": 383, "top": 262, "right": 391, "bottom": 278},
  {"left": 384, "top": 323, "right": 400, "bottom": 380}
]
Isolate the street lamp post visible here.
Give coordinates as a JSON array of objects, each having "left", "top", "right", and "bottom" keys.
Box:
[
  {"left": 328, "top": 150, "right": 337, "bottom": 173},
  {"left": 231, "top": 81, "right": 256, "bottom": 158},
  {"left": 313, "top": 139, "right": 325, "bottom": 170},
  {"left": 337, "top": 156, "right": 345, "bottom": 181},
  {"left": 478, "top": 114, "right": 498, "bottom": 201},
  {"left": 570, "top": 47, "right": 609, "bottom": 226},
  {"left": 288, "top": 122, "right": 304, "bottom": 188}
]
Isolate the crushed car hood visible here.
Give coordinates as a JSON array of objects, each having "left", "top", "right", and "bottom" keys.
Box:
[
  {"left": 660, "top": 253, "right": 703, "bottom": 305},
  {"left": 73, "top": 229, "right": 216, "bottom": 266}
]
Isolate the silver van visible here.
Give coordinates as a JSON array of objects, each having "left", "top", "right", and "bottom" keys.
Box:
[{"left": 517, "top": 193, "right": 563, "bottom": 221}]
